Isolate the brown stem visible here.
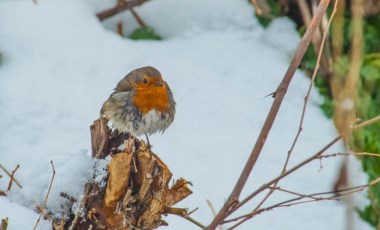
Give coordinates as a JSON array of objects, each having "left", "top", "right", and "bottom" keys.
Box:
[
  {"left": 330, "top": 0, "right": 345, "bottom": 98},
  {"left": 283, "top": 0, "right": 338, "bottom": 173},
  {"left": 0, "top": 164, "right": 22, "bottom": 188},
  {"left": 33, "top": 161, "right": 56, "bottom": 230},
  {"left": 205, "top": 1, "right": 331, "bottom": 229},
  {"left": 333, "top": 0, "right": 363, "bottom": 141},
  {"left": 169, "top": 209, "right": 206, "bottom": 229},
  {"left": 6, "top": 164, "right": 20, "bottom": 191},
  {"left": 220, "top": 108, "right": 380, "bottom": 228},
  {"left": 231, "top": 135, "right": 341, "bottom": 213},
  {"left": 226, "top": 177, "right": 380, "bottom": 229},
  {"left": 129, "top": 7, "right": 146, "bottom": 28},
  {"left": 96, "top": 0, "right": 150, "bottom": 21}
]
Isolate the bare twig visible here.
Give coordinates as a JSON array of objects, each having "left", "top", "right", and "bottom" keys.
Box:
[
  {"left": 231, "top": 135, "right": 341, "bottom": 213},
  {"left": 206, "top": 2, "right": 331, "bottom": 229},
  {"left": 206, "top": 199, "right": 218, "bottom": 217},
  {"left": 321, "top": 151, "right": 380, "bottom": 158},
  {"left": 0, "top": 164, "right": 22, "bottom": 188},
  {"left": 33, "top": 161, "right": 56, "bottom": 230},
  {"left": 223, "top": 112, "right": 380, "bottom": 227},
  {"left": 181, "top": 215, "right": 205, "bottom": 229},
  {"left": 251, "top": 1, "right": 339, "bottom": 214},
  {"left": 129, "top": 7, "right": 146, "bottom": 28},
  {"left": 96, "top": 0, "right": 150, "bottom": 21},
  {"left": 1, "top": 217, "right": 8, "bottom": 230},
  {"left": 268, "top": 186, "right": 323, "bottom": 201},
  {"left": 169, "top": 209, "right": 206, "bottom": 229},
  {"left": 283, "top": 0, "right": 338, "bottom": 173},
  {"left": 6, "top": 164, "right": 20, "bottom": 191},
  {"left": 226, "top": 177, "right": 380, "bottom": 229},
  {"left": 188, "top": 207, "right": 199, "bottom": 216},
  {"left": 254, "top": 5, "right": 338, "bottom": 210},
  {"left": 352, "top": 114, "right": 380, "bottom": 130},
  {"left": 207, "top": 200, "right": 223, "bottom": 230},
  {"left": 60, "top": 192, "right": 77, "bottom": 204}
]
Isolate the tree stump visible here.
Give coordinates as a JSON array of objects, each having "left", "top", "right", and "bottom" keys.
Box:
[{"left": 55, "top": 118, "right": 192, "bottom": 229}]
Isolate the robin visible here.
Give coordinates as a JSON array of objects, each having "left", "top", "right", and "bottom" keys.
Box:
[{"left": 101, "top": 66, "right": 176, "bottom": 147}]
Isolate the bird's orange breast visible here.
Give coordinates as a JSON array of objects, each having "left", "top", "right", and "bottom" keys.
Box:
[{"left": 132, "top": 84, "right": 170, "bottom": 114}]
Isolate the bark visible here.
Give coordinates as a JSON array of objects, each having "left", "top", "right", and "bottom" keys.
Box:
[{"left": 55, "top": 118, "right": 192, "bottom": 230}]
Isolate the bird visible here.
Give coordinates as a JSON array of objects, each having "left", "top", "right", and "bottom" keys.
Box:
[{"left": 100, "top": 66, "right": 176, "bottom": 149}]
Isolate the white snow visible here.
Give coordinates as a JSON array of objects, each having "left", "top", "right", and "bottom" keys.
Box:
[
  {"left": 0, "top": 0, "right": 371, "bottom": 229},
  {"left": 341, "top": 98, "right": 355, "bottom": 111}
]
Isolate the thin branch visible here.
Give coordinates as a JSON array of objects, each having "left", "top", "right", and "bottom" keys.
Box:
[
  {"left": 224, "top": 112, "right": 380, "bottom": 227},
  {"left": 96, "top": 0, "right": 150, "bottom": 21},
  {"left": 206, "top": 1, "right": 331, "bottom": 228},
  {"left": 182, "top": 216, "right": 205, "bottom": 229},
  {"left": 129, "top": 7, "right": 146, "bottom": 28},
  {"left": 207, "top": 200, "right": 223, "bottom": 230},
  {"left": 60, "top": 192, "right": 77, "bottom": 204},
  {"left": 33, "top": 161, "right": 56, "bottom": 230},
  {"left": 230, "top": 135, "right": 341, "bottom": 213},
  {"left": 188, "top": 207, "right": 199, "bottom": 216},
  {"left": 283, "top": 0, "right": 338, "bottom": 173},
  {"left": 226, "top": 177, "right": 380, "bottom": 229},
  {"left": 0, "top": 164, "right": 22, "bottom": 188},
  {"left": 206, "top": 199, "right": 218, "bottom": 217},
  {"left": 251, "top": 0, "right": 339, "bottom": 215},
  {"left": 268, "top": 186, "right": 323, "bottom": 201},
  {"left": 6, "top": 164, "right": 20, "bottom": 191},
  {"left": 321, "top": 151, "right": 380, "bottom": 158},
  {"left": 352, "top": 114, "right": 380, "bottom": 130},
  {"left": 296, "top": 0, "right": 330, "bottom": 74},
  {"left": 169, "top": 211, "right": 205, "bottom": 229}
]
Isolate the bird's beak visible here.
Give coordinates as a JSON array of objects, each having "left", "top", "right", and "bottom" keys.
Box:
[{"left": 153, "top": 82, "right": 164, "bottom": 87}]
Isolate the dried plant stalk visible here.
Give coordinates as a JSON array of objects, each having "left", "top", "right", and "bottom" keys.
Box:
[
  {"left": 0, "top": 218, "right": 8, "bottom": 230},
  {"left": 333, "top": 0, "right": 363, "bottom": 141}
]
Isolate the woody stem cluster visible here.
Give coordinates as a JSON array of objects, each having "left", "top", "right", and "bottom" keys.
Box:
[{"left": 206, "top": 0, "right": 331, "bottom": 229}]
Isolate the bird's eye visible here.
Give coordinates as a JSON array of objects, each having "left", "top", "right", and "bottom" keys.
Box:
[{"left": 143, "top": 78, "right": 148, "bottom": 84}]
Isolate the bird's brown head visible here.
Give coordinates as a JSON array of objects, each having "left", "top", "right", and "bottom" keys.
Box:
[{"left": 115, "top": 66, "right": 171, "bottom": 114}]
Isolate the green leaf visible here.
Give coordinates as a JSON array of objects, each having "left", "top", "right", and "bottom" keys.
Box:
[
  {"left": 358, "top": 205, "right": 378, "bottom": 227},
  {"left": 129, "top": 26, "right": 162, "bottom": 41}
]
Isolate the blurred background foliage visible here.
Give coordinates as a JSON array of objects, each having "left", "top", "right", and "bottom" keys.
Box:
[{"left": 250, "top": 0, "right": 380, "bottom": 227}]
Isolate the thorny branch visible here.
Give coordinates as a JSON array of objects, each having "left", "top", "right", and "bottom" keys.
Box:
[{"left": 206, "top": 1, "right": 332, "bottom": 228}]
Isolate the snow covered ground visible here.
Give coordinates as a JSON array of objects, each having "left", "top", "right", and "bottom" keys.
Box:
[{"left": 0, "top": 0, "right": 371, "bottom": 229}]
